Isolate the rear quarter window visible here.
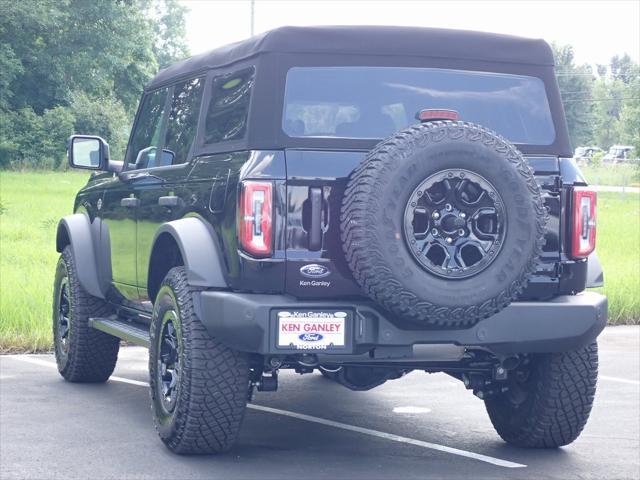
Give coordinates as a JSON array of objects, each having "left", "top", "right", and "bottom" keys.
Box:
[{"left": 203, "top": 67, "right": 255, "bottom": 145}]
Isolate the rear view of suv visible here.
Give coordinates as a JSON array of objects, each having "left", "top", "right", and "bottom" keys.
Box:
[{"left": 55, "top": 26, "right": 606, "bottom": 454}]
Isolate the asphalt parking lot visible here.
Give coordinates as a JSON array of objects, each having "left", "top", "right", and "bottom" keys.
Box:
[{"left": 1, "top": 326, "right": 638, "bottom": 480}]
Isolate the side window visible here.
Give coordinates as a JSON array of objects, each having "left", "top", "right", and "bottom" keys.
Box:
[
  {"left": 161, "top": 77, "right": 204, "bottom": 166},
  {"left": 125, "top": 88, "right": 168, "bottom": 169},
  {"left": 204, "top": 67, "right": 255, "bottom": 145}
]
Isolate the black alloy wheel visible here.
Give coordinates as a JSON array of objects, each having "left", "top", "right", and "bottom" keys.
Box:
[
  {"left": 156, "top": 310, "right": 182, "bottom": 415},
  {"left": 56, "top": 277, "right": 72, "bottom": 358},
  {"left": 404, "top": 168, "right": 506, "bottom": 279}
]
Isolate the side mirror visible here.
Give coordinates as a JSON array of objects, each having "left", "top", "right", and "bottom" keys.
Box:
[
  {"left": 133, "top": 146, "right": 175, "bottom": 169},
  {"left": 67, "top": 135, "right": 110, "bottom": 170}
]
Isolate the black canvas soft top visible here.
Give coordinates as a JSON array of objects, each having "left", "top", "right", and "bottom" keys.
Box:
[{"left": 146, "top": 25, "right": 555, "bottom": 90}]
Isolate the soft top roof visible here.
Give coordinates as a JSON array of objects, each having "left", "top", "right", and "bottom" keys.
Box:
[{"left": 146, "top": 25, "right": 555, "bottom": 89}]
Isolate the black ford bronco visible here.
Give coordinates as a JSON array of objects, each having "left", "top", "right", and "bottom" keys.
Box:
[{"left": 55, "top": 26, "right": 606, "bottom": 453}]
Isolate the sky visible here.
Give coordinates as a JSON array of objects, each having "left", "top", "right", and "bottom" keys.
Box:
[{"left": 181, "top": 0, "right": 640, "bottom": 67}]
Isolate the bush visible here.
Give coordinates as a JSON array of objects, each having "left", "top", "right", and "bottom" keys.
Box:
[
  {"left": 0, "top": 106, "right": 75, "bottom": 169},
  {"left": 0, "top": 93, "right": 131, "bottom": 169},
  {"left": 70, "top": 93, "right": 130, "bottom": 160},
  {"left": 590, "top": 150, "right": 604, "bottom": 166}
]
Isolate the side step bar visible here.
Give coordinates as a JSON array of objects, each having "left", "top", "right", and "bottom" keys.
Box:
[{"left": 89, "top": 317, "right": 150, "bottom": 348}]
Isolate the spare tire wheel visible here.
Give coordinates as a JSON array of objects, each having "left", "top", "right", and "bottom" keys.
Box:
[{"left": 340, "top": 121, "right": 547, "bottom": 328}]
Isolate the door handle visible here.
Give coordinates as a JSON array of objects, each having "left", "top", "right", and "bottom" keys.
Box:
[
  {"left": 158, "top": 195, "right": 179, "bottom": 207},
  {"left": 120, "top": 197, "right": 139, "bottom": 208},
  {"left": 308, "top": 187, "right": 323, "bottom": 251}
]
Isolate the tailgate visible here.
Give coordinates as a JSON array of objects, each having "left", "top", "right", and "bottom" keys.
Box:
[{"left": 284, "top": 150, "right": 563, "bottom": 299}]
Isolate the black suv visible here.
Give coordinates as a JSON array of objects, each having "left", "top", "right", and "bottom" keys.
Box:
[{"left": 55, "top": 26, "right": 606, "bottom": 453}]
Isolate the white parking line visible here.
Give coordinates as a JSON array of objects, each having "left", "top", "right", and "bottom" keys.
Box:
[
  {"left": 247, "top": 404, "right": 525, "bottom": 468},
  {"left": 599, "top": 375, "right": 640, "bottom": 386},
  {"left": 5, "top": 356, "right": 149, "bottom": 387},
  {"left": 8, "top": 355, "right": 526, "bottom": 469}
]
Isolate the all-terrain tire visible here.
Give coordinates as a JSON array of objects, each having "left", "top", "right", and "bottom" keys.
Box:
[
  {"left": 52, "top": 246, "right": 120, "bottom": 382},
  {"left": 485, "top": 342, "right": 598, "bottom": 448},
  {"left": 340, "top": 121, "right": 547, "bottom": 327},
  {"left": 149, "top": 266, "right": 250, "bottom": 454}
]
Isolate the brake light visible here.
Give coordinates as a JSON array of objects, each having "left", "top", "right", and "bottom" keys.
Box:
[
  {"left": 416, "top": 109, "right": 459, "bottom": 122},
  {"left": 571, "top": 188, "right": 597, "bottom": 258},
  {"left": 239, "top": 180, "right": 273, "bottom": 257}
]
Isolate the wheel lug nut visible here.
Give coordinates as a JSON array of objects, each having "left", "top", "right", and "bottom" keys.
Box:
[
  {"left": 432, "top": 211, "right": 440, "bottom": 219},
  {"left": 431, "top": 228, "right": 438, "bottom": 236},
  {"left": 459, "top": 212, "right": 466, "bottom": 219},
  {"left": 446, "top": 237, "right": 453, "bottom": 244},
  {"left": 458, "top": 229, "right": 465, "bottom": 236},
  {"left": 445, "top": 204, "right": 453, "bottom": 211}
]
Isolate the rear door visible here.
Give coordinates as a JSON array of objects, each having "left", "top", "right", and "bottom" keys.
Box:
[{"left": 134, "top": 77, "right": 205, "bottom": 300}]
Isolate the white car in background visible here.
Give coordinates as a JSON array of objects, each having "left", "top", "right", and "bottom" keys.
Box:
[
  {"left": 574, "top": 146, "right": 603, "bottom": 164},
  {"left": 603, "top": 145, "right": 636, "bottom": 163}
]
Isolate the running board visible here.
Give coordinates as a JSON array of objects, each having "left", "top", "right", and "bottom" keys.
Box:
[{"left": 89, "top": 317, "right": 150, "bottom": 348}]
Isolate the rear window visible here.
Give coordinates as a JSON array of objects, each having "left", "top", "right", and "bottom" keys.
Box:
[{"left": 282, "top": 67, "right": 556, "bottom": 145}]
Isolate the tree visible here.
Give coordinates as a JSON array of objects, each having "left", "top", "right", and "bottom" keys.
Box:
[
  {"left": 591, "top": 57, "right": 639, "bottom": 150},
  {"left": 70, "top": 93, "right": 130, "bottom": 160},
  {"left": 552, "top": 43, "right": 595, "bottom": 149},
  {"left": 591, "top": 78, "right": 626, "bottom": 148},
  {"left": 617, "top": 64, "right": 640, "bottom": 153},
  {"left": 0, "top": 0, "right": 190, "bottom": 168},
  {"left": 610, "top": 54, "right": 635, "bottom": 84},
  {"left": 151, "top": 0, "right": 190, "bottom": 69}
]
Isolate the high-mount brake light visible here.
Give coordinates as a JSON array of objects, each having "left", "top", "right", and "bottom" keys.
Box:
[
  {"left": 570, "top": 187, "right": 597, "bottom": 259},
  {"left": 416, "top": 109, "right": 460, "bottom": 122},
  {"left": 239, "top": 180, "right": 273, "bottom": 257}
]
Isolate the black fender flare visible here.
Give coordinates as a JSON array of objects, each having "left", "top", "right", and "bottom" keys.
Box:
[
  {"left": 56, "top": 214, "right": 107, "bottom": 298},
  {"left": 150, "top": 217, "right": 228, "bottom": 289}
]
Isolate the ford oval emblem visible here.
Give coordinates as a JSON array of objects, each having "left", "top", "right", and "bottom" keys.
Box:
[
  {"left": 300, "top": 264, "right": 331, "bottom": 278},
  {"left": 299, "top": 333, "right": 323, "bottom": 342}
]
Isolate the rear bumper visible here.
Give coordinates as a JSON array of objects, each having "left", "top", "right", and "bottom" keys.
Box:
[{"left": 195, "top": 291, "right": 607, "bottom": 358}]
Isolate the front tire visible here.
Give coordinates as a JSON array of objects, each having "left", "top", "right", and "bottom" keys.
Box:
[
  {"left": 52, "top": 246, "right": 120, "bottom": 382},
  {"left": 149, "top": 266, "right": 250, "bottom": 454},
  {"left": 485, "top": 342, "right": 598, "bottom": 448}
]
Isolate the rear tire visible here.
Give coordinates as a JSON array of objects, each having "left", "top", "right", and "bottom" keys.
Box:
[
  {"left": 149, "top": 266, "right": 250, "bottom": 454},
  {"left": 52, "top": 246, "right": 120, "bottom": 382},
  {"left": 485, "top": 342, "right": 598, "bottom": 448}
]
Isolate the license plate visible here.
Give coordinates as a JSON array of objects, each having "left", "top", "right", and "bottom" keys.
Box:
[{"left": 277, "top": 311, "right": 347, "bottom": 350}]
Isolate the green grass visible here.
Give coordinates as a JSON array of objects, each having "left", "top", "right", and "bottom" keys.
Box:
[
  {"left": 0, "top": 172, "right": 638, "bottom": 352},
  {"left": 593, "top": 192, "right": 640, "bottom": 324},
  {"left": 580, "top": 163, "right": 640, "bottom": 187},
  {"left": 0, "top": 171, "right": 90, "bottom": 352}
]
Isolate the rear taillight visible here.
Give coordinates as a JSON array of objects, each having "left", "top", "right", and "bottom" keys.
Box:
[
  {"left": 570, "top": 187, "right": 597, "bottom": 258},
  {"left": 239, "top": 180, "right": 273, "bottom": 257}
]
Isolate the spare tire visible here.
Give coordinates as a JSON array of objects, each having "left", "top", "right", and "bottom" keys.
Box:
[{"left": 340, "top": 121, "right": 547, "bottom": 328}]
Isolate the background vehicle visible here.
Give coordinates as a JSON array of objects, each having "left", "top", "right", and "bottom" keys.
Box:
[
  {"left": 602, "top": 145, "right": 636, "bottom": 163},
  {"left": 54, "top": 26, "right": 606, "bottom": 454},
  {"left": 574, "top": 146, "right": 603, "bottom": 164}
]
